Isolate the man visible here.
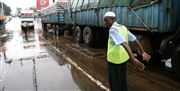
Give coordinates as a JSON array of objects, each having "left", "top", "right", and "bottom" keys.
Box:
[
  {"left": 104, "top": 11, "right": 150, "bottom": 91},
  {"left": 22, "top": 22, "right": 28, "bottom": 40}
]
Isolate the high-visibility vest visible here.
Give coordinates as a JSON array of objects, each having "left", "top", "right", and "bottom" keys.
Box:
[{"left": 107, "top": 25, "right": 129, "bottom": 64}]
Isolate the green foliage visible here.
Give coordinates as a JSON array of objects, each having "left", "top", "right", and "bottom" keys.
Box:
[
  {"left": 29, "top": 7, "right": 37, "bottom": 12},
  {"left": 0, "top": 1, "right": 12, "bottom": 15}
]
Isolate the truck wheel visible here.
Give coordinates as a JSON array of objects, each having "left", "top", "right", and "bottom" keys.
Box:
[
  {"left": 74, "top": 26, "right": 83, "bottom": 43},
  {"left": 58, "top": 27, "right": 64, "bottom": 36},
  {"left": 172, "top": 46, "right": 180, "bottom": 78},
  {"left": 42, "top": 23, "right": 47, "bottom": 32},
  {"left": 83, "top": 27, "right": 93, "bottom": 46}
]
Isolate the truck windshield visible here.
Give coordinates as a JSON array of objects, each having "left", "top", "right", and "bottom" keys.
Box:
[{"left": 20, "top": 13, "right": 34, "bottom": 18}]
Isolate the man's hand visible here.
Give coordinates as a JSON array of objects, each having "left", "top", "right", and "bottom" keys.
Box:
[
  {"left": 142, "top": 52, "right": 151, "bottom": 61},
  {"left": 130, "top": 58, "right": 145, "bottom": 71}
]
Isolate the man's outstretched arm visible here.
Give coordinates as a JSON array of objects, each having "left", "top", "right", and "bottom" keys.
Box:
[{"left": 121, "top": 42, "right": 145, "bottom": 71}]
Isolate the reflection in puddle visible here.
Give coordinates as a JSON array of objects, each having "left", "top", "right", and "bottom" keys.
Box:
[
  {"left": 23, "top": 45, "right": 36, "bottom": 49},
  {"left": 3, "top": 18, "right": 108, "bottom": 91},
  {"left": 66, "top": 43, "right": 106, "bottom": 58},
  {"left": 48, "top": 43, "right": 109, "bottom": 91},
  {"left": 68, "top": 57, "right": 109, "bottom": 91},
  {"left": 32, "top": 59, "right": 38, "bottom": 91},
  {"left": 71, "top": 66, "right": 106, "bottom": 91},
  {"left": 17, "top": 54, "right": 50, "bottom": 61}
]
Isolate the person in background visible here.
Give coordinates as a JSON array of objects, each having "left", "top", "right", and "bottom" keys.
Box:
[
  {"left": 104, "top": 11, "right": 150, "bottom": 91},
  {"left": 22, "top": 22, "right": 28, "bottom": 40}
]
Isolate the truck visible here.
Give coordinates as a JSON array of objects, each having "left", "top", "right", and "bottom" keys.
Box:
[
  {"left": 0, "top": 15, "right": 5, "bottom": 31},
  {"left": 41, "top": 0, "right": 180, "bottom": 78},
  {"left": 40, "top": 1, "right": 67, "bottom": 34},
  {"left": 20, "top": 10, "right": 35, "bottom": 31},
  {"left": 0, "top": 2, "right": 5, "bottom": 32}
]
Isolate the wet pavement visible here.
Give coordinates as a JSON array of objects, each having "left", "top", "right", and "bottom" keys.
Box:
[
  {"left": 0, "top": 17, "right": 180, "bottom": 91},
  {"left": 42, "top": 26, "right": 180, "bottom": 90},
  {"left": 0, "top": 18, "right": 80, "bottom": 91}
]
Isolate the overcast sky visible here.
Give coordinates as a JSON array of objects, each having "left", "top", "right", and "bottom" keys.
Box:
[
  {"left": 1, "top": 0, "right": 54, "bottom": 13},
  {"left": 1, "top": 0, "right": 35, "bottom": 10}
]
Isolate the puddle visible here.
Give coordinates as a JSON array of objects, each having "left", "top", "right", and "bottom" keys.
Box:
[
  {"left": 66, "top": 43, "right": 106, "bottom": 58},
  {"left": 1, "top": 18, "right": 108, "bottom": 91}
]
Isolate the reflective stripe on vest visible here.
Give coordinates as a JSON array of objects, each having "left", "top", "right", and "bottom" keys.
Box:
[{"left": 107, "top": 25, "right": 129, "bottom": 64}]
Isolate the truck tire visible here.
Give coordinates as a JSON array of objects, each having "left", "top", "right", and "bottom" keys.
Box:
[
  {"left": 83, "top": 27, "right": 93, "bottom": 46},
  {"left": 172, "top": 46, "right": 180, "bottom": 78},
  {"left": 58, "top": 27, "right": 64, "bottom": 36},
  {"left": 160, "top": 30, "right": 180, "bottom": 59},
  {"left": 42, "top": 23, "right": 47, "bottom": 32},
  {"left": 73, "top": 26, "right": 83, "bottom": 43}
]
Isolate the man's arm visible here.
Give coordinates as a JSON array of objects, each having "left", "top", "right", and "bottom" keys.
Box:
[
  {"left": 134, "top": 39, "right": 151, "bottom": 61},
  {"left": 121, "top": 42, "right": 145, "bottom": 71},
  {"left": 109, "top": 28, "right": 145, "bottom": 71},
  {"left": 128, "top": 31, "right": 150, "bottom": 61}
]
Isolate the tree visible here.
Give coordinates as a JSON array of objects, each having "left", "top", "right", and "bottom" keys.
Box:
[
  {"left": 0, "top": 1, "right": 12, "bottom": 15},
  {"left": 29, "top": 7, "right": 37, "bottom": 12}
]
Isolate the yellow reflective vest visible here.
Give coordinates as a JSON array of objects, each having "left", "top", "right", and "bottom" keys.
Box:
[{"left": 107, "top": 25, "right": 129, "bottom": 64}]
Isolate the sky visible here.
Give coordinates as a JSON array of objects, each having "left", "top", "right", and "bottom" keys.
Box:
[
  {"left": 1, "top": 0, "right": 54, "bottom": 14},
  {"left": 1, "top": 0, "right": 36, "bottom": 14}
]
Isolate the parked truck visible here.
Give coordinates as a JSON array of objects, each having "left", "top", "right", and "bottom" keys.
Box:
[
  {"left": 41, "top": 0, "right": 180, "bottom": 78},
  {"left": 0, "top": 15, "right": 5, "bottom": 31},
  {"left": 41, "top": 1, "right": 66, "bottom": 35},
  {"left": 20, "top": 10, "right": 35, "bottom": 31},
  {"left": 0, "top": 2, "right": 5, "bottom": 32}
]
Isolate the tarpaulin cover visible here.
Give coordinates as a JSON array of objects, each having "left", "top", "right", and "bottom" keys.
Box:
[
  {"left": 71, "top": 0, "right": 158, "bottom": 10},
  {"left": 99, "top": 0, "right": 158, "bottom": 8}
]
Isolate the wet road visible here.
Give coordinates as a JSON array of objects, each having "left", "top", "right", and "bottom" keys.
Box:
[
  {"left": 42, "top": 25, "right": 180, "bottom": 90},
  {"left": 43, "top": 34, "right": 180, "bottom": 91},
  {"left": 0, "top": 18, "right": 80, "bottom": 91},
  {"left": 0, "top": 17, "right": 180, "bottom": 91}
]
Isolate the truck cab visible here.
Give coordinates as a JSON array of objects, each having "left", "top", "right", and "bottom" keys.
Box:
[
  {"left": 20, "top": 10, "right": 34, "bottom": 31},
  {"left": 0, "top": 15, "right": 5, "bottom": 31}
]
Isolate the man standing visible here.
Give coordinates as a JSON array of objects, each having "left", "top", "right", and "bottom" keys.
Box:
[
  {"left": 104, "top": 11, "right": 150, "bottom": 91},
  {"left": 22, "top": 22, "right": 28, "bottom": 40}
]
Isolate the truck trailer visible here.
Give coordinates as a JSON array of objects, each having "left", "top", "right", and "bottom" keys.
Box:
[{"left": 41, "top": 0, "right": 180, "bottom": 78}]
